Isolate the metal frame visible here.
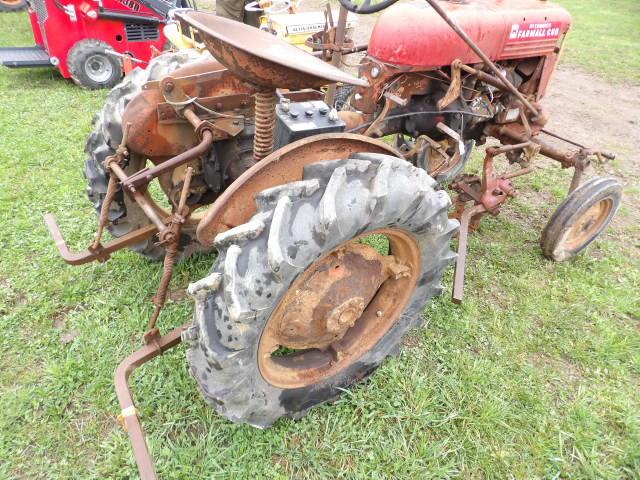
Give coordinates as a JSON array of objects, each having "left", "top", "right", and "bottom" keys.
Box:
[{"left": 115, "top": 325, "right": 188, "bottom": 480}]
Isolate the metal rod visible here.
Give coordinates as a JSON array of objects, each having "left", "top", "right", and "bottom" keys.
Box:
[
  {"left": 44, "top": 214, "right": 158, "bottom": 265},
  {"left": 487, "top": 125, "right": 577, "bottom": 168},
  {"left": 569, "top": 162, "right": 585, "bottom": 193},
  {"left": 114, "top": 325, "right": 188, "bottom": 480},
  {"left": 312, "top": 42, "right": 369, "bottom": 58},
  {"left": 424, "top": 0, "right": 539, "bottom": 117},
  {"left": 122, "top": 130, "right": 214, "bottom": 190},
  {"left": 502, "top": 166, "right": 534, "bottom": 180},
  {"left": 458, "top": 62, "right": 513, "bottom": 92},
  {"left": 452, "top": 204, "right": 486, "bottom": 304},
  {"left": 324, "top": 5, "right": 349, "bottom": 106},
  {"left": 541, "top": 129, "right": 616, "bottom": 161},
  {"left": 109, "top": 162, "right": 168, "bottom": 232}
]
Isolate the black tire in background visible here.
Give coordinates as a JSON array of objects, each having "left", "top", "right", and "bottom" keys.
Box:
[
  {"left": 68, "top": 39, "right": 122, "bottom": 89},
  {"left": 0, "top": 0, "right": 27, "bottom": 12},
  {"left": 184, "top": 154, "right": 458, "bottom": 427},
  {"left": 84, "top": 50, "right": 209, "bottom": 261}
]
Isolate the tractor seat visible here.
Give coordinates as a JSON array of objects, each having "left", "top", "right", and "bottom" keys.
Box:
[{"left": 180, "top": 11, "right": 368, "bottom": 90}]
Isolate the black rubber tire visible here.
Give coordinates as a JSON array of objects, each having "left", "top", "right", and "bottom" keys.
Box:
[
  {"left": 84, "top": 49, "right": 209, "bottom": 261},
  {"left": 541, "top": 177, "right": 622, "bottom": 262},
  {"left": 0, "top": 0, "right": 27, "bottom": 11},
  {"left": 184, "top": 154, "right": 458, "bottom": 427},
  {"left": 68, "top": 39, "right": 123, "bottom": 89},
  {"left": 333, "top": 85, "right": 354, "bottom": 111}
]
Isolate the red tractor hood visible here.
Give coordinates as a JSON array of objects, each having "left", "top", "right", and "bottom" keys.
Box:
[{"left": 368, "top": 0, "right": 572, "bottom": 68}]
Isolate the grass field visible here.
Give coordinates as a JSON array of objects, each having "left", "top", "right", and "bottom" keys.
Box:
[{"left": 1, "top": 2, "right": 639, "bottom": 479}]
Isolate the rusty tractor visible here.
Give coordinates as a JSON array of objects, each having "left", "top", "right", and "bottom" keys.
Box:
[{"left": 45, "top": 0, "right": 622, "bottom": 477}]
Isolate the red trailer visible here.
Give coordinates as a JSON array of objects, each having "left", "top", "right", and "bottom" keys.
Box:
[{"left": 0, "top": 0, "right": 187, "bottom": 88}]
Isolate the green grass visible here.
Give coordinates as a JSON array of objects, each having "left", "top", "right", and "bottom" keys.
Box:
[
  {"left": 1, "top": 4, "right": 639, "bottom": 480},
  {"left": 559, "top": 0, "right": 640, "bottom": 84}
]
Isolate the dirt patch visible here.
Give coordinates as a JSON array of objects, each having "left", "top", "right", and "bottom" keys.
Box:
[
  {"left": 527, "top": 352, "right": 583, "bottom": 399},
  {"left": 52, "top": 306, "right": 73, "bottom": 329}
]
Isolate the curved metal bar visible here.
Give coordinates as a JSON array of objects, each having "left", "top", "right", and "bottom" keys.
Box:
[{"left": 114, "top": 325, "right": 188, "bottom": 480}]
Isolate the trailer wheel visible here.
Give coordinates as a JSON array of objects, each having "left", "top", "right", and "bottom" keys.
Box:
[
  {"left": 68, "top": 39, "right": 122, "bottom": 89},
  {"left": 541, "top": 177, "right": 622, "bottom": 262},
  {"left": 185, "top": 154, "right": 458, "bottom": 427},
  {"left": 0, "top": 0, "right": 26, "bottom": 11},
  {"left": 84, "top": 49, "right": 209, "bottom": 261}
]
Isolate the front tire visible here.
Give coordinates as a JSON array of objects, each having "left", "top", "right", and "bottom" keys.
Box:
[
  {"left": 541, "top": 177, "right": 622, "bottom": 261},
  {"left": 184, "top": 154, "right": 458, "bottom": 427},
  {"left": 68, "top": 39, "right": 122, "bottom": 89}
]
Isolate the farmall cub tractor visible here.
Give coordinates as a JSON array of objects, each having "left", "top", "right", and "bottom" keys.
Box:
[{"left": 45, "top": 0, "right": 621, "bottom": 476}]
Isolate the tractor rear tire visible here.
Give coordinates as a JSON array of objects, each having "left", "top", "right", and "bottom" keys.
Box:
[
  {"left": 84, "top": 50, "right": 208, "bottom": 261},
  {"left": 541, "top": 177, "right": 622, "bottom": 261},
  {"left": 68, "top": 39, "right": 123, "bottom": 89},
  {"left": 184, "top": 154, "right": 458, "bottom": 427}
]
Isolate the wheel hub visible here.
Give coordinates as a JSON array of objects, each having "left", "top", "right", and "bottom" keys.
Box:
[
  {"left": 273, "top": 243, "right": 409, "bottom": 350},
  {"left": 258, "top": 229, "right": 420, "bottom": 389},
  {"left": 562, "top": 198, "right": 614, "bottom": 250},
  {"left": 85, "top": 54, "right": 113, "bottom": 83}
]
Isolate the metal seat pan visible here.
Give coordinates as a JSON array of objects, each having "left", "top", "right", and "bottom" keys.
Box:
[{"left": 180, "top": 11, "right": 368, "bottom": 90}]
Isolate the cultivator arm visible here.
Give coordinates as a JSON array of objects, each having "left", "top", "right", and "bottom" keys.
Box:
[{"left": 413, "top": 0, "right": 617, "bottom": 302}]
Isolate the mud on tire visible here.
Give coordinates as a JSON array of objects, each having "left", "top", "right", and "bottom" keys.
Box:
[
  {"left": 84, "top": 49, "right": 209, "bottom": 261},
  {"left": 184, "top": 154, "right": 458, "bottom": 427}
]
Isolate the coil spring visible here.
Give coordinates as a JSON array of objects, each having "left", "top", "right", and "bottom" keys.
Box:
[{"left": 253, "top": 90, "right": 277, "bottom": 160}]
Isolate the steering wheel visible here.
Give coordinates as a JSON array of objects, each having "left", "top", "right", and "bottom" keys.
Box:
[
  {"left": 245, "top": 0, "right": 293, "bottom": 14},
  {"left": 337, "top": 0, "right": 399, "bottom": 14}
]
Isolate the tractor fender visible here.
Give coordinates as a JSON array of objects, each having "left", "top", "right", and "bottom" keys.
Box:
[{"left": 195, "top": 133, "right": 404, "bottom": 246}]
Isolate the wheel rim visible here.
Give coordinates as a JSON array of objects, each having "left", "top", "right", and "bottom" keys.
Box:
[
  {"left": 559, "top": 198, "right": 614, "bottom": 251},
  {"left": 427, "top": 138, "right": 462, "bottom": 176},
  {"left": 258, "top": 228, "right": 421, "bottom": 389},
  {"left": 84, "top": 54, "right": 113, "bottom": 83}
]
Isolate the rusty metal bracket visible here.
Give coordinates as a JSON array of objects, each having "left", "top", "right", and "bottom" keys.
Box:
[
  {"left": 424, "top": 0, "right": 540, "bottom": 118},
  {"left": 44, "top": 215, "right": 158, "bottom": 266},
  {"left": 437, "top": 60, "right": 462, "bottom": 110},
  {"left": 115, "top": 324, "right": 188, "bottom": 480},
  {"left": 452, "top": 204, "right": 486, "bottom": 304}
]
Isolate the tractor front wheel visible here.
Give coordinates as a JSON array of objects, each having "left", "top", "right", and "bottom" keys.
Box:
[
  {"left": 184, "top": 154, "right": 458, "bottom": 427},
  {"left": 541, "top": 177, "right": 622, "bottom": 261}
]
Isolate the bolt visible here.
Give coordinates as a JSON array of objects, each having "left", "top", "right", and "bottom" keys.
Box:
[
  {"left": 376, "top": 310, "right": 383, "bottom": 317},
  {"left": 164, "top": 81, "right": 174, "bottom": 93},
  {"left": 371, "top": 66, "right": 381, "bottom": 78}
]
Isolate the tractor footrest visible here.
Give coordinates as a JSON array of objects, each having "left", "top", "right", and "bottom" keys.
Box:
[{"left": 0, "top": 46, "right": 52, "bottom": 68}]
